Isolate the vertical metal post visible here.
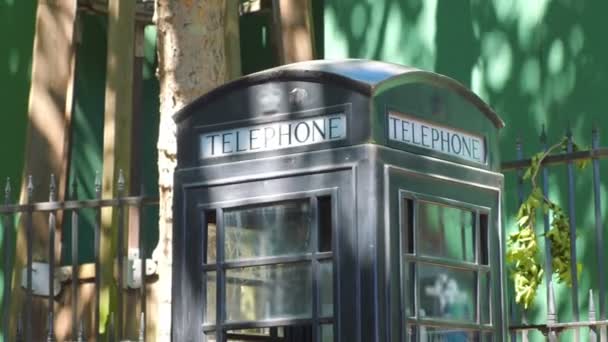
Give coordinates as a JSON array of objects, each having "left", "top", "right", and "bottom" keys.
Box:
[
  {"left": 310, "top": 197, "right": 319, "bottom": 342},
  {"left": 117, "top": 170, "right": 125, "bottom": 340},
  {"left": 2, "top": 178, "right": 12, "bottom": 336},
  {"left": 590, "top": 290, "right": 598, "bottom": 342},
  {"left": 540, "top": 127, "right": 554, "bottom": 307},
  {"left": 47, "top": 174, "right": 56, "bottom": 342},
  {"left": 515, "top": 138, "right": 528, "bottom": 342},
  {"left": 94, "top": 172, "right": 101, "bottom": 340},
  {"left": 139, "top": 312, "right": 145, "bottom": 342},
  {"left": 216, "top": 208, "right": 225, "bottom": 342},
  {"left": 139, "top": 199, "right": 146, "bottom": 341},
  {"left": 71, "top": 180, "right": 79, "bottom": 339},
  {"left": 566, "top": 128, "right": 580, "bottom": 341},
  {"left": 25, "top": 175, "right": 33, "bottom": 342},
  {"left": 547, "top": 284, "right": 558, "bottom": 341},
  {"left": 591, "top": 127, "right": 607, "bottom": 341},
  {"left": 109, "top": 312, "right": 115, "bottom": 342},
  {"left": 77, "top": 320, "right": 85, "bottom": 342}
]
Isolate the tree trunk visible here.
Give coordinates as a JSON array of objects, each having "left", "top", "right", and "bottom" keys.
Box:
[{"left": 152, "top": 0, "right": 240, "bottom": 340}]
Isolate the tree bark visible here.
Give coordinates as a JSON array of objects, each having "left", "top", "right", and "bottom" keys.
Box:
[{"left": 152, "top": 0, "right": 240, "bottom": 340}]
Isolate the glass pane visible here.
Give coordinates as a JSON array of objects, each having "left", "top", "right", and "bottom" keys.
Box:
[
  {"left": 319, "top": 260, "right": 333, "bottom": 317},
  {"left": 224, "top": 200, "right": 312, "bottom": 260},
  {"left": 204, "top": 271, "right": 217, "bottom": 324},
  {"left": 405, "top": 325, "right": 417, "bottom": 342},
  {"left": 226, "top": 326, "right": 317, "bottom": 341},
  {"left": 418, "top": 201, "right": 475, "bottom": 262},
  {"left": 204, "top": 332, "right": 216, "bottom": 342},
  {"left": 402, "top": 199, "right": 414, "bottom": 254},
  {"left": 480, "top": 214, "right": 489, "bottom": 265},
  {"left": 482, "top": 331, "right": 493, "bottom": 341},
  {"left": 403, "top": 262, "right": 415, "bottom": 318},
  {"left": 318, "top": 196, "right": 333, "bottom": 252},
  {"left": 420, "top": 326, "right": 479, "bottom": 341},
  {"left": 321, "top": 324, "right": 334, "bottom": 342},
  {"left": 480, "top": 272, "right": 491, "bottom": 324},
  {"left": 226, "top": 262, "right": 312, "bottom": 322},
  {"left": 418, "top": 263, "right": 476, "bottom": 322},
  {"left": 206, "top": 210, "right": 217, "bottom": 263}
]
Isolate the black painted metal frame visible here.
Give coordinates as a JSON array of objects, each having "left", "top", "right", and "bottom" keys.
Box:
[{"left": 172, "top": 143, "right": 506, "bottom": 342}]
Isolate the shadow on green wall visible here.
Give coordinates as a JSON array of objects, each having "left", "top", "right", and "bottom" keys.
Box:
[
  {"left": 0, "top": 1, "right": 37, "bottom": 340},
  {"left": 324, "top": 0, "right": 608, "bottom": 340}
]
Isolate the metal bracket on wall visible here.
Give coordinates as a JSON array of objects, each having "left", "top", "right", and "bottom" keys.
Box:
[{"left": 123, "top": 248, "right": 157, "bottom": 289}]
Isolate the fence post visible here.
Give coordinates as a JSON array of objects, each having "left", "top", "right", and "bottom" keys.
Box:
[
  {"left": 547, "top": 283, "right": 558, "bottom": 341},
  {"left": 25, "top": 175, "right": 33, "bottom": 342},
  {"left": 515, "top": 137, "right": 529, "bottom": 342},
  {"left": 590, "top": 289, "right": 598, "bottom": 341},
  {"left": 46, "top": 174, "right": 56, "bottom": 342},
  {"left": 70, "top": 179, "right": 79, "bottom": 339},
  {"left": 566, "top": 128, "right": 581, "bottom": 342},
  {"left": 2, "top": 178, "right": 12, "bottom": 337},
  {"left": 94, "top": 172, "right": 101, "bottom": 340},
  {"left": 540, "top": 127, "right": 555, "bottom": 316},
  {"left": 591, "top": 126, "right": 607, "bottom": 341}
]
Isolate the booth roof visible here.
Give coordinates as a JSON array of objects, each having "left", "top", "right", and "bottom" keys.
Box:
[{"left": 173, "top": 59, "right": 504, "bottom": 129}]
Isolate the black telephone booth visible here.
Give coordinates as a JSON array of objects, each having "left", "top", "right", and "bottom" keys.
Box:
[{"left": 172, "top": 60, "right": 506, "bottom": 342}]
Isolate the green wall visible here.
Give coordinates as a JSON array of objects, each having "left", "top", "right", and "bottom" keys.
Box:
[
  {"left": 62, "top": 15, "right": 160, "bottom": 263},
  {"left": 0, "top": 1, "right": 36, "bottom": 339},
  {"left": 324, "top": 0, "right": 608, "bottom": 340}
]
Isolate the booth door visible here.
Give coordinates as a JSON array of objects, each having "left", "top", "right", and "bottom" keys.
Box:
[
  {"left": 388, "top": 168, "right": 503, "bottom": 342},
  {"left": 179, "top": 170, "right": 355, "bottom": 342}
]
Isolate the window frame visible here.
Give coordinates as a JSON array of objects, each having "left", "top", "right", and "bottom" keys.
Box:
[
  {"left": 399, "top": 190, "right": 494, "bottom": 339},
  {"left": 199, "top": 189, "right": 338, "bottom": 341}
]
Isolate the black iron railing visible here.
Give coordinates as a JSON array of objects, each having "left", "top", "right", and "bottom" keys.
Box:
[
  {"left": 503, "top": 127, "right": 608, "bottom": 341},
  {"left": 0, "top": 170, "right": 157, "bottom": 341}
]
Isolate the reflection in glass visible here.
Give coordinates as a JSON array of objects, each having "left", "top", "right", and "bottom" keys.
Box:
[
  {"left": 204, "top": 271, "right": 217, "bottom": 324},
  {"left": 480, "top": 272, "right": 491, "bottom": 324},
  {"left": 321, "top": 324, "right": 334, "bottom": 342},
  {"left": 206, "top": 210, "right": 217, "bottom": 263},
  {"left": 403, "top": 262, "right": 415, "bottom": 318},
  {"left": 419, "top": 263, "right": 476, "bottom": 322},
  {"left": 418, "top": 202, "right": 475, "bottom": 262},
  {"left": 419, "top": 326, "right": 479, "bottom": 341},
  {"left": 319, "top": 260, "right": 333, "bottom": 317},
  {"left": 224, "top": 200, "right": 312, "bottom": 260},
  {"left": 226, "top": 263, "right": 312, "bottom": 322},
  {"left": 318, "top": 196, "right": 333, "bottom": 252}
]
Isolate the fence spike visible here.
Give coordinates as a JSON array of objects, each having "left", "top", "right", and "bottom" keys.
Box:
[
  {"left": 16, "top": 311, "right": 23, "bottom": 341},
  {"left": 46, "top": 311, "right": 55, "bottom": 342},
  {"left": 590, "top": 289, "right": 597, "bottom": 321},
  {"left": 71, "top": 177, "right": 78, "bottom": 200},
  {"left": 49, "top": 173, "right": 56, "bottom": 201},
  {"left": 77, "top": 320, "right": 85, "bottom": 342},
  {"left": 94, "top": 171, "right": 101, "bottom": 195},
  {"left": 548, "top": 284, "right": 557, "bottom": 324},
  {"left": 27, "top": 174, "right": 34, "bottom": 199},
  {"left": 540, "top": 124, "right": 547, "bottom": 143},
  {"left": 109, "top": 312, "right": 115, "bottom": 342},
  {"left": 4, "top": 177, "right": 11, "bottom": 204},
  {"left": 118, "top": 169, "right": 125, "bottom": 194},
  {"left": 139, "top": 312, "right": 145, "bottom": 342},
  {"left": 566, "top": 122, "right": 573, "bottom": 138}
]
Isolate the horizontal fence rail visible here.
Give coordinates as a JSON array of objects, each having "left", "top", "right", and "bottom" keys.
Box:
[
  {"left": 502, "top": 127, "right": 608, "bottom": 341},
  {"left": 0, "top": 170, "right": 158, "bottom": 341}
]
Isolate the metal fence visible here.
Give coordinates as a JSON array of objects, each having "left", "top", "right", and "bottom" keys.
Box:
[
  {"left": 0, "top": 170, "right": 158, "bottom": 341},
  {"left": 503, "top": 127, "right": 608, "bottom": 341}
]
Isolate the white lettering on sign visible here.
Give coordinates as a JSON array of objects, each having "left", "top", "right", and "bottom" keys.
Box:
[
  {"left": 200, "top": 114, "right": 347, "bottom": 159},
  {"left": 387, "top": 111, "right": 486, "bottom": 164}
]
